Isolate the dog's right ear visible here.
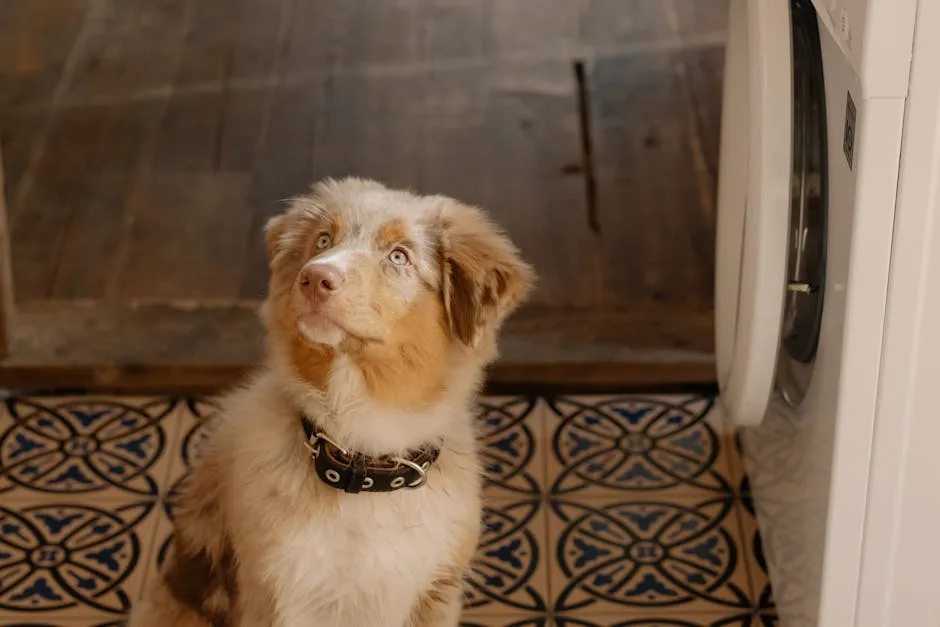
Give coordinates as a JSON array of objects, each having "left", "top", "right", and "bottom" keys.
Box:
[
  {"left": 437, "top": 201, "right": 534, "bottom": 347},
  {"left": 264, "top": 214, "right": 288, "bottom": 265}
]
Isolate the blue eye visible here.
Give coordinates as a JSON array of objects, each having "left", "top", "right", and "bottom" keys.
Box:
[
  {"left": 316, "top": 234, "right": 332, "bottom": 250},
  {"left": 389, "top": 248, "right": 410, "bottom": 266}
]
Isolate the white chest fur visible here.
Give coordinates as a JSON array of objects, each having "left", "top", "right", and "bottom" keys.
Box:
[
  {"left": 220, "top": 374, "right": 483, "bottom": 627},
  {"left": 265, "top": 473, "right": 478, "bottom": 627}
]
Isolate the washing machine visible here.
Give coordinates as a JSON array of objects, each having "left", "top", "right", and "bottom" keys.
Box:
[{"left": 715, "top": 0, "right": 918, "bottom": 624}]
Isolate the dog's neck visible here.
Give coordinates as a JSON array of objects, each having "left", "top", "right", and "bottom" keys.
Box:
[{"left": 275, "top": 351, "right": 483, "bottom": 458}]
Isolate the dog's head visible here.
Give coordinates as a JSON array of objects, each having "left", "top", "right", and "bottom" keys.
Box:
[{"left": 262, "top": 178, "right": 534, "bottom": 408}]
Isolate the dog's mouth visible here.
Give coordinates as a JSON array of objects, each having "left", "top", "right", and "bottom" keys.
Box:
[
  {"left": 296, "top": 311, "right": 382, "bottom": 348},
  {"left": 297, "top": 313, "right": 340, "bottom": 341}
]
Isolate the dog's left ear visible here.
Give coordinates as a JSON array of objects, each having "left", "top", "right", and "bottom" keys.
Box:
[{"left": 437, "top": 201, "right": 535, "bottom": 347}]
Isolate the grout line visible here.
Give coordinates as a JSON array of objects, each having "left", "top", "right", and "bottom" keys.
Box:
[{"left": 536, "top": 397, "right": 555, "bottom": 617}]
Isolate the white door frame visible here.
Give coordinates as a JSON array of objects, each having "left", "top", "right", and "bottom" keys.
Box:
[{"left": 856, "top": 0, "right": 940, "bottom": 622}]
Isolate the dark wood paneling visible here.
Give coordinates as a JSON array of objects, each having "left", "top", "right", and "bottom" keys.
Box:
[
  {"left": 65, "top": 0, "right": 191, "bottom": 101},
  {"left": 111, "top": 173, "right": 252, "bottom": 299},
  {"left": 240, "top": 83, "right": 323, "bottom": 298},
  {"left": 681, "top": 46, "right": 726, "bottom": 181},
  {"left": 673, "top": 0, "right": 730, "bottom": 38},
  {"left": 0, "top": 0, "right": 89, "bottom": 107},
  {"left": 0, "top": 0, "right": 731, "bottom": 386},
  {"left": 588, "top": 51, "right": 715, "bottom": 315},
  {"left": 50, "top": 101, "right": 164, "bottom": 298},
  {"left": 0, "top": 108, "right": 44, "bottom": 205}
]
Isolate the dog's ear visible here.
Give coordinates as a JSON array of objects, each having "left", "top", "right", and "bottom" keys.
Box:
[
  {"left": 264, "top": 214, "right": 289, "bottom": 265},
  {"left": 437, "top": 201, "right": 535, "bottom": 347}
]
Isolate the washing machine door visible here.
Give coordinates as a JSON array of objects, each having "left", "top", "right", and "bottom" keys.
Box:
[{"left": 715, "top": 0, "right": 794, "bottom": 426}]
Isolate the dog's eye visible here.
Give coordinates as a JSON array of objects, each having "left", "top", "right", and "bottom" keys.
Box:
[
  {"left": 388, "top": 248, "right": 410, "bottom": 266},
  {"left": 316, "top": 233, "right": 332, "bottom": 250}
]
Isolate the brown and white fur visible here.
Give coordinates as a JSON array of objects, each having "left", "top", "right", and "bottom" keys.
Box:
[{"left": 129, "top": 178, "right": 534, "bottom": 627}]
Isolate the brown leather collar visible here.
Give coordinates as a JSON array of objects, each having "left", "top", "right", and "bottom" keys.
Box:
[{"left": 300, "top": 416, "right": 439, "bottom": 493}]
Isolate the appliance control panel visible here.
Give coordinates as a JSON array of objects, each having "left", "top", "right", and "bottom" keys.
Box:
[{"left": 811, "top": 0, "right": 915, "bottom": 98}]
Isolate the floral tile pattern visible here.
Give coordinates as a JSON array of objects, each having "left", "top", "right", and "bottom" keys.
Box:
[
  {"left": 464, "top": 499, "right": 551, "bottom": 617},
  {"left": 478, "top": 397, "right": 546, "bottom": 500},
  {"left": 544, "top": 396, "right": 737, "bottom": 500},
  {"left": 0, "top": 398, "right": 181, "bottom": 499},
  {"left": 0, "top": 394, "right": 775, "bottom": 625},
  {"left": 548, "top": 496, "right": 751, "bottom": 615},
  {"left": 0, "top": 495, "right": 161, "bottom": 624}
]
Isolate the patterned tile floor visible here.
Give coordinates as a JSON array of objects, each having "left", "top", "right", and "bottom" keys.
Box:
[{"left": 0, "top": 394, "right": 776, "bottom": 626}]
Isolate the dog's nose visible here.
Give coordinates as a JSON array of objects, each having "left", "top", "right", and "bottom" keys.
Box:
[{"left": 299, "top": 263, "right": 345, "bottom": 299}]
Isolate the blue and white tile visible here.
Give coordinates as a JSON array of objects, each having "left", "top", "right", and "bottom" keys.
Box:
[
  {"left": 545, "top": 396, "right": 738, "bottom": 499},
  {"left": 460, "top": 615, "right": 547, "bottom": 626},
  {"left": 552, "top": 612, "right": 778, "bottom": 625},
  {"left": 462, "top": 498, "right": 551, "bottom": 619},
  {"left": 478, "top": 396, "right": 547, "bottom": 500},
  {"left": 0, "top": 496, "right": 160, "bottom": 624},
  {"left": 547, "top": 495, "right": 753, "bottom": 617},
  {"left": 0, "top": 396, "right": 182, "bottom": 501}
]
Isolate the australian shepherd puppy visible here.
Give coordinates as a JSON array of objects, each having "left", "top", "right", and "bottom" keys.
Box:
[{"left": 130, "top": 178, "right": 534, "bottom": 627}]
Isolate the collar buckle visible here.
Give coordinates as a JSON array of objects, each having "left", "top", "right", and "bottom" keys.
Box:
[
  {"left": 391, "top": 456, "right": 429, "bottom": 488},
  {"left": 304, "top": 430, "right": 349, "bottom": 459}
]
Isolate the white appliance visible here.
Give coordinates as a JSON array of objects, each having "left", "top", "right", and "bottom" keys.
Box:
[{"left": 716, "top": 0, "right": 940, "bottom": 624}]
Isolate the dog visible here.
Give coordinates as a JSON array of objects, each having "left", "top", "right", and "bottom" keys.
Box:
[{"left": 130, "top": 178, "right": 534, "bottom": 626}]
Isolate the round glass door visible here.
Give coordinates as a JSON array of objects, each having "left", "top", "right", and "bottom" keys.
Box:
[{"left": 776, "top": 0, "right": 828, "bottom": 407}]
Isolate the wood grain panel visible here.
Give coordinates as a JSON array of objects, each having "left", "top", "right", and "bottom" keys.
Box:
[
  {"left": 588, "top": 51, "right": 714, "bottom": 312},
  {"left": 0, "top": 0, "right": 89, "bottom": 107},
  {"left": 111, "top": 173, "right": 252, "bottom": 299}
]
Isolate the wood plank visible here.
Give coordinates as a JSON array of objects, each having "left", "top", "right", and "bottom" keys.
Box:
[
  {"left": 0, "top": 300, "right": 715, "bottom": 392},
  {"left": 0, "top": 0, "right": 725, "bottom": 388},
  {"left": 488, "top": 0, "right": 577, "bottom": 59},
  {"left": 229, "top": 0, "right": 292, "bottom": 81},
  {"left": 0, "top": 107, "right": 45, "bottom": 205},
  {"left": 110, "top": 173, "right": 252, "bottom": 299},
  {"left": 587, "top": 51, "right": 714, "bottom": 317},
  {"left": 310, "top": 75, "right": 423, "bottom": 190},
  {"left": 50, "top": 101, "right": 163, "bottom": 299},
  {"left": 671, "top": 0, "right": 729, "bottom": 39},
  {"left": 64, "top": 0, "right": 191, "bottom": 102},
  {"left": 284, "top": 0, "right": 423, "bottom": 74},
  {"left": 10, "top": 106, "right": 113, "bottom": 300},
  {"left": 423, "top": 0, "right": 489, "bottom": 61},
  {"left": 212, "top": 0, "right": 292, "bottom": 173},
  {"left": 240, "top": 82, "right": 322, "bottom": 298},
  {"left": 148, "top": 4, "right": 231, "bottom": 174},
  {"left": 243, "top": 62, "right": 596, "bottom": 306},
  {"left": 575, "top": 0, "right": 671, "bottom": 51},
  {"left": 680, "top": 45, "right": 726, "bottom": 182},
  {"left": 479, "top": 62, "right": 599, "bottom": 310},
  {"left": 151, "top": 92, "right": 227, "bottom": 173},
  {"left": 149, "top": 0, "right": 287, "bottom": 173},
  {"left": 0, "top": 0, "right": 89, "bottom": 107}
]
